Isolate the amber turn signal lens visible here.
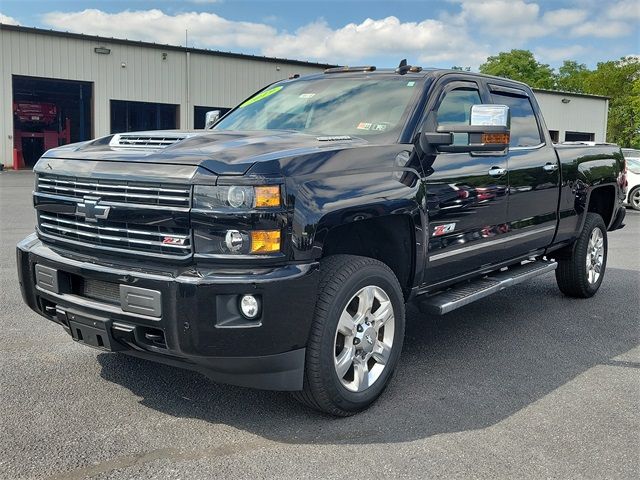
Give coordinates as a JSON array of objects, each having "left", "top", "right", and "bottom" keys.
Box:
[
  {"left": 254, "top": 186, "right": 281, "bottom": 208},
  {"left": 250, "top": 230, "right": 281, "bottom": 253},
  {"left": 481, "top": 133, "right": 510, "bottom": 145}
]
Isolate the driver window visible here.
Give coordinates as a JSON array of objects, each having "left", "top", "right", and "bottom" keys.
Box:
[{"left": 437, "top": 88, "right": 482, "bottom": 145}]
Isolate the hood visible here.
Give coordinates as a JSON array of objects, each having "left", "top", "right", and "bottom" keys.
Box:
[{"left": 41, "top": 130, "right": 368, "bottom": 176}]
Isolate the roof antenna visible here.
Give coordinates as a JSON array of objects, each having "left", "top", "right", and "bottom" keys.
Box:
[{"left": 396, "top": 59, "right": 411, "bottom": 75}]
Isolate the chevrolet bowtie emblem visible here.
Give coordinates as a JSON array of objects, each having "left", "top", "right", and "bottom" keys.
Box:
[{"left": 76, "top": 197, "right": 110, "bottom": 223}]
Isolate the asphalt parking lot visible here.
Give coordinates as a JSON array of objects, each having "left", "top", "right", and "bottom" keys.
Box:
[{"left": 1, "top": 170, "right": 638, "bottom": 480}]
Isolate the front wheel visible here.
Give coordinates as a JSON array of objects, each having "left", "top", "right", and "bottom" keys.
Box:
[
  {"left": 555, "top": 212, "right": 608, "bottom": 298},
  {"left": 292, "top": 255, "right": 405, "bottom": 416}
]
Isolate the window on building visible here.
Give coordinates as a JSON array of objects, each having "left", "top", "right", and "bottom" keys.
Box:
[
  {"left": 565, "top": 131, "right": 594, "bottom": 142},
  {"left": 110, "top": 100, "right": 179, "bottom": 133},
  {"left": 549, "top": 130, "right": 559, "bottom": 143},
  {"left": 194, "top": 106, "right": 231, "bottom": 129},
  {"left": 490, "top": 92, "right": 543, "bottom": 147}
]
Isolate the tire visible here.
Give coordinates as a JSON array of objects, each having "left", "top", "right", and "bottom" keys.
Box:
[
  {"left": 555, "top": 212, "right": 608, "bottom": 298},
  {"left": 629, "top": 186, "right": 640, "bottom": 211},
  {"left": 292, "top": 255, "right": 405, "bottom": 416}
]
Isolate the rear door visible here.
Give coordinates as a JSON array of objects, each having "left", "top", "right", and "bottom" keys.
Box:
[
  {"left": 421, "top": 78, "right": 510, "bottom": 285},
  {"left": 488, "top": 84, "right": 560, "bottom": 257}
]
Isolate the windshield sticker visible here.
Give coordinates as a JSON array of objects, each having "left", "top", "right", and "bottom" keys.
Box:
[
  {"left": 407, "top": 81, "right": 416, "bottom": 87},
  {"left": 239, "top": 86, "right": 283, "bottom": 108},
  {"left": 299, "top": 93, "right": 316, "bottom": 99},
  {"left": 357, "top": 122, "right": 388, "bottom": 132}
]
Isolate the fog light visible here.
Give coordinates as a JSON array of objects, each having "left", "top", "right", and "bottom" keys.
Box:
[{"left": 239, "top": 294, "right": 260, "bottom": 319}]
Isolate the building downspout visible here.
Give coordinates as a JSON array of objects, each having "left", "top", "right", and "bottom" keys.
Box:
[{"left": 186, "top": 50, "right": 191, "bottom": 130}]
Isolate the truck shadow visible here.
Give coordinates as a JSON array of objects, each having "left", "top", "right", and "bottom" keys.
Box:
[{"left": 96, "top": 267, "right": 639, "bottom": 445}]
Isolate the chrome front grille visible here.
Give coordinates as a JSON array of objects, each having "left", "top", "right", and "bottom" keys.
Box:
[
  {"left": 35, "top": 173, "right": 192, "bottom": 259},
  {"left": 38, "top": 213, "right": 192, "bottom": 258},
  {"left": 37, "top": 175, "right": 190, "bottom": 208}
]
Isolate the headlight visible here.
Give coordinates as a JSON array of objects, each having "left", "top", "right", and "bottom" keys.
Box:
[{"left": 194, "top": 185, "right": 280, "bottom": 210}]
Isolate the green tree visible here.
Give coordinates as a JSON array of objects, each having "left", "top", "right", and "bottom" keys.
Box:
[
  {"left": 556, "top": 60, "right": 590, "bottom": 93},
  {"left": 479, "top": 49, "right": 555, "bottom": 89},
  {"left": 583, "top": 56, "right": 640, "bottom": 147}
]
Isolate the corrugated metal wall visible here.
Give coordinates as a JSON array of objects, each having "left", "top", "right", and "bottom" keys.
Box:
[
  {"left": 0, "top": 27, "right": 323, "bottom": 166},
  {"left": 533, "top": 90, "right": 608, "bottom": 142}
]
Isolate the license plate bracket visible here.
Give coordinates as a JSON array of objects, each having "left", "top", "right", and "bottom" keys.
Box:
[{"left": 65, "top": 310, "right": 114, "bottom": 351}]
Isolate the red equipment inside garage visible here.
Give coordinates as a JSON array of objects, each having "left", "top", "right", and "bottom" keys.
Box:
[{"left": 12, "top": 76, "right": 92, "bottom": 169}]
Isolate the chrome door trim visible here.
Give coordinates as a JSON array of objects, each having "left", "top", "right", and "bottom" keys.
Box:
[{"left": 428, "top": 225, "right": 556, "bottom": 262}]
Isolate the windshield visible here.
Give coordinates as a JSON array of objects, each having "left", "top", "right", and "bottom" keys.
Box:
[{"left": 214, "top": 76, "right": 422, "bottom": 137}]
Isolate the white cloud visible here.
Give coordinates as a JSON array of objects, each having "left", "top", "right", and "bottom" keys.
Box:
[
  {"left": 0, "top": 12, "right": 20, "bottom": 25},
  {"left": 40, "top": 9, "right": 489, "bottom": 66},
  {"left": 571, "top": 20, "right": 631, "bottom": 38},
  {"left": 607, "top": 0, "right": 640, "bottom": 20},
  {"left": 453, "top": 0, "right": 547, "bottom": 42},
  {"left": 542, "top": 8, "right": 589, "bottom": 28},
  {"left": 263, "top": 17, "right": 488, "bottom": 66},
  {"left": 42, "top": 9, "right": 276, "bottom": 50}
]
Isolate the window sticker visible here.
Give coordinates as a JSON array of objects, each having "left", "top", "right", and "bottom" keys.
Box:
[
  {"left": 239, "top": 86, "right": 283, "bottom": 108},
  {"left": 371, "top": 123, "right": 388, "bottom": 131},
  {"left": 357, "top": 122, "right": 372, "bottom": 130},
  {"left": 299, "top": 93, "right": 316, "bottom": 99},
  {"left": 407, "top": 81, "right": 416, "bottom": 87}
]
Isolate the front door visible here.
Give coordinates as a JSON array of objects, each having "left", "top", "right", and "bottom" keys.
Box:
[{"left": 420, "top": 79, "right": 510, "bottom": 285}]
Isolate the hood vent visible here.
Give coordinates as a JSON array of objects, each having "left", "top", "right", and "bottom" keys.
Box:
[{"left": 109, "top": 133, "right": 189, "bottom": 149}]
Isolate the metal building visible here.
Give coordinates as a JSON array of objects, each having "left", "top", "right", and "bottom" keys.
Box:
[
  {"left": 533, "top": 89, "right": 609, "bottom": 143},
  {"left": 0, "top": 24, "right": 329, "bottom": 168}
]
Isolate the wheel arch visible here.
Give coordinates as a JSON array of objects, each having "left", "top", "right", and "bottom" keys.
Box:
[
  {"left": 584, "top": 184, "right": 617, "bottom": 230},
  {"left": 317, "top": 214, "right": 419, "bottom": 299}
]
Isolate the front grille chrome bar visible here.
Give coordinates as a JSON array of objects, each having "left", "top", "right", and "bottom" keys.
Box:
[{"left": 37, "top": 175, "right": 190, "bottom": 207}]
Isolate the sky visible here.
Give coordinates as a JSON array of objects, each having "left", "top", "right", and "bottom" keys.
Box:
[{"left": 0, "top": 0, "right": 638, "bottom": 69}]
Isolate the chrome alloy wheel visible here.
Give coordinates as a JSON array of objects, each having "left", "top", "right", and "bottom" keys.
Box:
[
  {"left": 333, "top": 285, "right": 395, "bottom": 392},
  {"left": 632, "top": 189, "right": 640, "bottom": 210},
  {"left": 586, "top": 227, "right": 604, "bottom": 284}
]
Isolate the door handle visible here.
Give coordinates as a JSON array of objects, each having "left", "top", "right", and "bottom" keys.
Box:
[
  {"left": 543, "top": 163, "right": 558, "bottom": 172},
  {"left": 488, "top": 167, "right": 507, "bottom": 177}
]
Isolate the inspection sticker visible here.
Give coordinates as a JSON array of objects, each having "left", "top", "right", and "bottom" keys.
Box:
[
  {"left": 407, "top": 81, "right": 416, "bottom": 87},
  {"left": 357, "top": 122, "right": 372, "bottom": 130},
  {"left": 299, "top": 93, "right": 316, "bottom": 98},
  {"left": 239, "top": 86, "right": 283, "bottom": 108}
]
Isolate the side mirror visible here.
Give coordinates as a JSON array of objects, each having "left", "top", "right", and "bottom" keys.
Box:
[
  {"left": 204, "top": 110, "right": 221, "bottom": 129},
  {"left": 421, "top": 104, "right": 511, "bottom": 154}
]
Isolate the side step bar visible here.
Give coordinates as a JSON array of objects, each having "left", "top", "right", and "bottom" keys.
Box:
[{"left": 418, "top": 260, "right": 558, "bottom": 315}]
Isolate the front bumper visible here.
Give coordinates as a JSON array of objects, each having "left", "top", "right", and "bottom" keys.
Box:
[{"left": 17, "top": 234, "right": 319, "bottom": 391}]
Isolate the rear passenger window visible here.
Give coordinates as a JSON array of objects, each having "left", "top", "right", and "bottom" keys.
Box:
[{"left": 490, "top": 92, "right": 543, "bottom": 147}]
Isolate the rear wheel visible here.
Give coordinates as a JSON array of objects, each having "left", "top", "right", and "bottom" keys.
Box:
[
  {"left": 292, "top": 255, "right": 405, "bottom": 416},
  {"left": 555, "top": 212, "right": 608, "bottom": 298}
]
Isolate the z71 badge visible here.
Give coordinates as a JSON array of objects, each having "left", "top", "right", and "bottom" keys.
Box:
[{"left": 432, "top": 223, "right": 456, "bottom": 237}]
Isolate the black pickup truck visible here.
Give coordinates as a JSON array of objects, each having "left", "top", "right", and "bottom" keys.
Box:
[{"left": 17, "top": 66, "right": 627, "bottom": 416}]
